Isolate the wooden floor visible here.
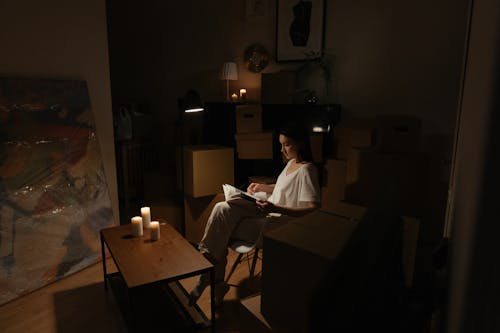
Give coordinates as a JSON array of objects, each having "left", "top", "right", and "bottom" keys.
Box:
[{"left": 0, "top": 249, "right": 266, "bottom": 333}]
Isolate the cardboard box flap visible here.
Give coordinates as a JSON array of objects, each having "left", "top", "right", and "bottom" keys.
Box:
[{"left": 265, "top": 211, "right": 358, "bottom": 260}]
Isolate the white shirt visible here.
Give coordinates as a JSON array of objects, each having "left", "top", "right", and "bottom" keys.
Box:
[{"left": 267, "top": 159, "right": 320, "bottom": 208}]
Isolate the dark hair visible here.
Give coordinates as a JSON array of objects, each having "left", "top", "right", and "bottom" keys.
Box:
[{"left": 277, "top": 121, "right": 314, "bottom": 162}]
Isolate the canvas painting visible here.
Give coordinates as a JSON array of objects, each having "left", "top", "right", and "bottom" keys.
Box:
[{"left": 0, "top": 78, "right": 114, "bottom": 305}]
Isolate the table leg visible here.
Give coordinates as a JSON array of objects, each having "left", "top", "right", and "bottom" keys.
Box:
[
  {"left": 128, "top": 287, "right": 139, "bottom": 333},
  {"left": 100, "top": 231, "right": 108, "bottom": 291}
]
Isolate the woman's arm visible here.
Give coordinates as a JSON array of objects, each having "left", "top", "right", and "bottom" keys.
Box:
[
  {"left": 247, "top": 182, "right": 275, "bottom": 195},
  {"left": 256, "top": 200, "right": 320, "bottom": 217}
]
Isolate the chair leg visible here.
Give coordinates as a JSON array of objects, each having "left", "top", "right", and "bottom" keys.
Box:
[
  {"left": 249, "top": 248, "right": 260, "bottom": 278},
  {"left": 225, "top": 252, "right": 244, "bottom": 283}
]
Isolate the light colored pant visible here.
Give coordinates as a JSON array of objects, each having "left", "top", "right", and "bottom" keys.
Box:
[{"left": 198, "top": 198, "right": 291, "bottom": 281}]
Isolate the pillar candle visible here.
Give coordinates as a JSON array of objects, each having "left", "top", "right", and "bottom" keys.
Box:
[
  {"left": 141, "top": 207, "right": 151, "bottom": 228},
  {"left": 239, "top": 88, "right": 247, "bottom": 101},
  {"left": 150, "top": 221, "right": 160, "bottom": 241},
  {"left": 131, "top": 216, "right": 143, "bottom": 237},
  {"left": 231, "top": 93, "right": 238, "bottom": 102}
]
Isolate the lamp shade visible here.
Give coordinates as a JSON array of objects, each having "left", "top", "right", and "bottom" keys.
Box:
[
  {"left": 220, "top": 62, "right": 238, "bottom": 80},
  {"left": 179, "top": 89, "right": 204, "bottom": 113}
]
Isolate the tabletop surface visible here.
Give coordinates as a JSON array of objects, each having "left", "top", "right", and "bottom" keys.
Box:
[{"left": 101, "top": 222, "right": 213, "bottom": 288}]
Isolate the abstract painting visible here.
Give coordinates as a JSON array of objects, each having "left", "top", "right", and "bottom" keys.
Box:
[{"left": 0, "top": 78, "right": 114, "bottom": 305}]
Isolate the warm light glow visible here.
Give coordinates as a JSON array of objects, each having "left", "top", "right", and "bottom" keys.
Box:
[
  {"left": 185, "top": 107, "right": 204, "bottom": 113},
  {"left": 220, "top": 62, "right": 238, "bottom": 80},
  {"left": 312, "top": 126, "right": 325, "bottom": 133},
  {"left": 312, "top": 125, "right": 330, "bottom": 133}
]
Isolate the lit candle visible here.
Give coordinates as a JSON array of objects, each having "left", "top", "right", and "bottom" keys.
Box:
[
  {"left": 150, "top": 221, "right": 160, "bottom": 241},
  {"left": 239, "top": 88, "right": 247, "bottom": 101},
  {"left": 141, "top": 207, "right": 151, "bottom": 228},
  {"left": 231, "top": 93, "right": 238, "bottom": 102},
  {"left": 131, "top": 216, "right": 143, "bottom": 237}
]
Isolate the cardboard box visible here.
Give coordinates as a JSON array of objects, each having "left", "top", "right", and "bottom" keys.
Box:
[
  {"left": 235, "top": 104, "right": 263, "bottom": 133},
  {"left": 235, "top": 132, "right": 273, "bottom": 159},
  {"left": 184, "top": 193, "right": 225, "bottom": 244},
  {"left": 310, "top": 133, "right": 323, "bottom": 163},
  {"left": 319, "top": 159, "right": 370, "bottom": 221},
  {"left": 261, "top": 211, "right": 358, "bottom": 332},
  {"left": 375, "top": 115, "right": 421, "bottom": 153},
  {"left": 333, "top": 117, "right": 376, "bottom": 160},
  {"left": 320, "top": 159, "right": 347, "bottom": 202},
  {"left": 261, "top": 210, "right": 420, "bottom": 331},
  {"left": 183, "top": 145, "right": 234, "bottom": 198},
  {"left": 149, "top": 200, "right": 183, "bottom": 233},
  {"left": 345, "top": 148, "right": 429, "bottom": 217},
  {"left": 261, "top": 71, "right": 296, "bottom": 104}
]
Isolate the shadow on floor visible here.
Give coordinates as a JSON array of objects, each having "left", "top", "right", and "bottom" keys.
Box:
[{"left": 53, "top": 282, "right": 127, "bottom": 333}]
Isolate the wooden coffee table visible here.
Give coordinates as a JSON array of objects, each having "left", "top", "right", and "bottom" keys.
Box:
[{"left": 100, "top": 222, "right": 215, "bottom": 332}]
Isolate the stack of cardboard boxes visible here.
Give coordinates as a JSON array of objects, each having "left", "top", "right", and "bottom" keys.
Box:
[
  {"left": 254, "top": 115, "right": 425, "bottom": 331},
  {"left": 234, "top": 104, "right": 274, "bottom": 160},
  {"left": 322, "top": 114, "right": 428, "bottom": 218},
  {"left": 323, "top": 115, "right": 424, "bottom": 288}
]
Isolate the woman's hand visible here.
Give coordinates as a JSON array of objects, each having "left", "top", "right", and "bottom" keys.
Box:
[
  {"left": 256, "top": 199, "right": 276, "bottom": 214},
  {"left": 256, "top": 200, "right": 320, "bottom": 217},
  {"left": 247, "top": 182, "right": 275, "bottom": 195},
  {"left": 247, "top": 182, "right": 264, "bottom": 194}
]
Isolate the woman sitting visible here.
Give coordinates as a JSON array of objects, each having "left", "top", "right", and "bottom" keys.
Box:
[{"left": 189, "top": 122, "right": 321, "bottom": 306}]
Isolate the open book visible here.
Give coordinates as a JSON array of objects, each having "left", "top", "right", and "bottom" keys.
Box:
[{"left": 222, "top": 184, "right": 268, "bottom": 202}]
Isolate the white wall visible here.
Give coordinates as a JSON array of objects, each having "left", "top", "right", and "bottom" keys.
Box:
[{"left": 0, "top": 0, "right": 119, "bottom": 222}]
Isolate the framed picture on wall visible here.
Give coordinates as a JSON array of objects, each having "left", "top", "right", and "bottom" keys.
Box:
[{"left": 276, "top": 0, "right": 325, "bottom": 62}]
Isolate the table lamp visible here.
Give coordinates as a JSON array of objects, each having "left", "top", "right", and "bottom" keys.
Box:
[{"left": 220, "top": 62, "right": 238, "bottom": 102}]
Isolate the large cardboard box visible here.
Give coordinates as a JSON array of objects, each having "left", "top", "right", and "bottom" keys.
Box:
[
  {"left": 235, "top": 104, "right": 263, "bottom": 133},
  {"left": 319, "top": 159, "right": 370, "bottom": 221},
  {"left": 184, "top": 193, "right": 225, "bottom": 244},
  {"left": 320, "top": 159, "right": 347, "bottom": 202},
  {"left": 183, "top": 145, "right": 234, "bottom": 198},
  {"left": 235, "top": 132, "right": 273, "bottom": 159},
  {"left": 309, "top": 132, "right": 323, "bottom": 163},
  {"left": 261, "top": 211, "right": 358, "bottom": 332},
  {"left": 261, "top": 210, "right": 420, "bottom": 332},
  {"left": 261, "top": 71, "right": 296, "bottom": 104},
  {"left": 375, "top": 115, "right": 421, "bottom": 153},
  {"left": 334, "top": 117, "right": 376, "bottom": 160},
  {"left": 149, "top": 199, "right": 183, "bottom": 233},
  {"left": 345, "top": 148, "right": 429, "bottom": 217}
]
